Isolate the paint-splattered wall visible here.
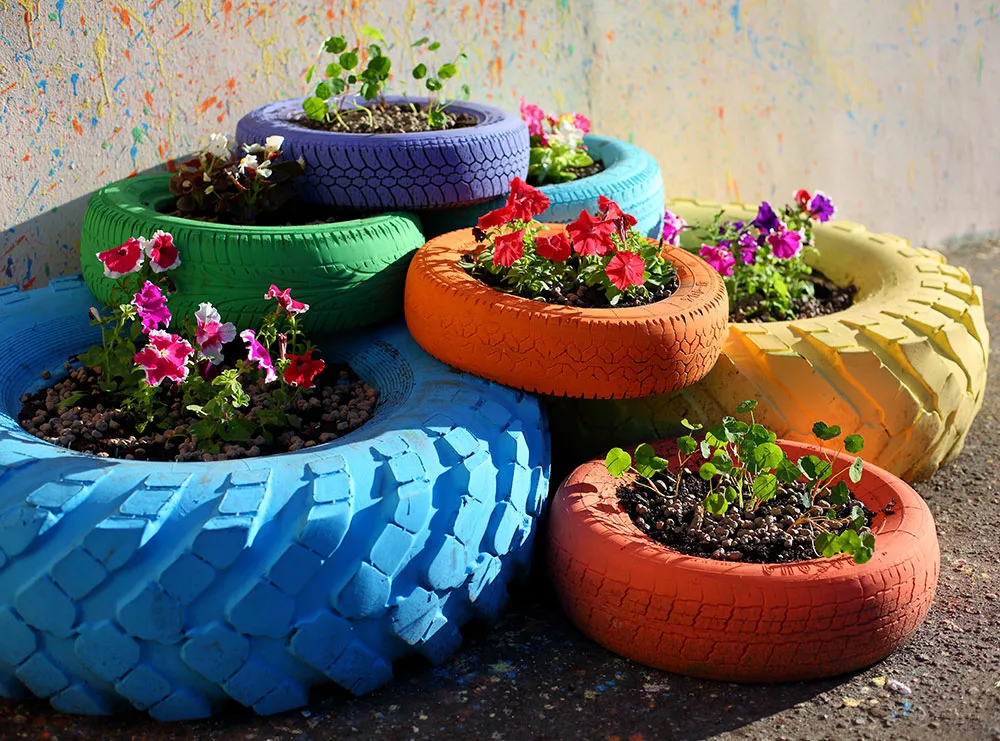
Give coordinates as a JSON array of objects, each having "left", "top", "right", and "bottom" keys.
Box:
[{"left": 1, "top": 0, "right": 997, "bottom": 289}]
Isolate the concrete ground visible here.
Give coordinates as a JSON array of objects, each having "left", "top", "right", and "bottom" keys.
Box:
[{"left": 0, "top": 239, "right": 997, "bottom": 741}]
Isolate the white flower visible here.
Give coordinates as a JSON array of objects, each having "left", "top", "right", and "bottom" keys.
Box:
[
  {"left": 548, "top": 115, "right": 585, "bottom": 149},
  {"left": 203, "top": 132, "right": 230, "bottom": 159},
  {"left": 296, "top": 156, "right": 306, "bottom": 168},
  {"left": 238, "top": 153, "right": 260, "bottom": 174},
  {"left": 264, "top": 135, "right": 285, "bottom": 155},
  {"left": 243, "top": 142, "right": 266, "bottom": 155},
  {"left": 256, "top": 160, "right": 272, "bottom": 179}
]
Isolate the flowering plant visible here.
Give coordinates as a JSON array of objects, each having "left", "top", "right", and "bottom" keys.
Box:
[
  {"left": 683, "top": 190, "right": 837, "bottom": 320},
  {"left": 304, "top": 26, "right": 470, "bottom": 129},
  {"left": 168, "top": 132, "right": 305, "bottom": 224},
  {"left": 82, "top": 232, "right": 327, "bottom": 451},
  {"left": 461, "top": 178, "right": 676, "bottom": 307},
  {"left": 520, "top": 99, "right": 594, "bottom": 186}
]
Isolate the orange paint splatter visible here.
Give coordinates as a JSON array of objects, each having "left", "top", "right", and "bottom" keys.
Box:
[
  {"left": 150, "top": 0, "right": 162, "bottom": 10},
  {"left": 144, "top": 90, "right": 154, "bottom": 108},
  {"left": 0, "top": 82, "right": 16, "bottom": 95},
  {"left": 172, "top": 22, "right": 189, "bottom": 39},
  {"left": 718, "top": 106, "right": 724, "bottom": 121},
  {"left": 23, "top": 277, "right": 36, "bottom": 290},
  {"left": 127, "top": 169, "right": 139, "bottom": 178},
  {"left": 198, "top": 95, "right": 218, "bottom": 114},
  {"left": 21, "top": 155, "right": 30, "bottom": 162},
  {"left": 71, "top": 119, "right": 84, "bottom": 135},
  {"left": 296, "top": 14, "right": 307, "bottom": 24},
  {"left": 225, "top": 77, "right": 236, "bottom": 92},
  {"left": 606, "top": 30, "right": 615, "bottom": 42},
  {"left": 111, "top": 4, "right": 133, "bottom": 32}
]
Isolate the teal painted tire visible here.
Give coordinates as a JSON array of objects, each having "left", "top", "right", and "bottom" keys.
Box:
[
  {"left": 80, "top": 175, "right": 425, "bottom": 335},
  {"left": 0, "top": 277, "right": 550, "bottom": 719}
]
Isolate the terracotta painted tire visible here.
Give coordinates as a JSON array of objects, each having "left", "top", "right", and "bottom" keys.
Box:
[
  {"left": 404, "top": 227, "right": 729, "bottom": 399},
  {"left": 548, "top": 198, "right": 991, "bottom": 481},
  {"left": 548, "top": 439, "right": 940, "bottom": 682}
]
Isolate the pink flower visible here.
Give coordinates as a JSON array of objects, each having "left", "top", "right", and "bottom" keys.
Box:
[
  {"left": 767, "top": 228, "right": 803, "bottom": 259},
  {"left": 661, "top": 209, "right": 687, "bottom": 247},
  {"left": 194, "top": 302, "right": 236, "bottom": 365},
  {"left": 605, "top": 250, "right": 647, "bottom": 291},
  {"left": 573, "top": 113, "right": 591, "bottom": 134},
  {"left": 132, "top": 280, "right": 171, "bottom": 333},
  {"left": 699, "top": 244, "right": 736, "bottom": 276},
  {"left": 240, "top": 329, "right": 277, "bottom": 383},
  {"left": 142, "top": 230, "right": 181, "bottom": 273},
  {"left": 133, "top": 331, "right": 193, "bottom": 387},
  {"left": 520, "top": 98, "right": 547, "bottom": 139},
  {"left": 97, "top": 238, "right": 145, "bottom": 279},
  {"left": 567, "top": 209, "right": 616, "bottom": 257},
  {"left": 493, "top": 230, "right": 525, "bottom": 267},
  {"left": 264, "top": 285, "right": 309, "bottom": 315}
]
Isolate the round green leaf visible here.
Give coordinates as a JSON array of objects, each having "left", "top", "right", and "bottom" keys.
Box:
[
  {"left": 302, "top": 96, "right": 329, "bottom": 121},
  {"left": 752, "top": 473, "right": 778, "bottom": 501},
  {"left": 413, "top": 63, "right": 427, "bottom": 79},
  {"left": 844, "top": 434, "right": 865, "bottom": 454},
  {"left": 699, "top": 462, "right": 718, "bottom": 481},
  {"left": 677, "top": 435, "right": 697, "bottom": 456},
  {"left": 736, "top": 399, "right": 758, "bottom": 414},
  {"left": 425, "top": 77, "right": 443, "bottom": 92},
  {"left": 361, "top": 24, "right": 384, "bottom": 40},
  {"left": 438, "top": 62, "right": 458, "bottom": 79},
  {"left": 325, "top": 36, "right": 348, "bottom": 54},
  {"left": 849, "top": 456, "right": 864, "bottom": 483},
  {"left": 605, "top": 448, "right": 631, "bottom": 477},
  {"left": 339, "top": 50, "right": 359, "bottom": 70},
  {"left": 774, "top": 456, "right": 801, "bottom": 483},
  {"left": 314, "top": 81, "right": 332, "bottom": 100},
  {"left": 754, "top": 442, "right": 784, "bottom": 470}
]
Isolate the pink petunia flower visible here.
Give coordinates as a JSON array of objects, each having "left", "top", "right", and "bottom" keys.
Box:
[
  {"left": 240, "top": 329, "right": 277, "bottom": 383},
  {"left": 264, "top": 285, "right": 309, "bottom": 315},
  {"left": 661, "top": 209, "right": 687, "bottom": 248},
  {"left": 699, "top": 244, "right": 736, "bottom": 276},
  {"left": 134, "top": 330, "right": 193, "bottom": 387},
  {"left": 97, "top": 237, "right": 145, "bottom": 279},
  {"left": 573, "top": 113, "right": 591, "bottom": 134},
  {"left": 520, "top": 98, "right": 547, "bottom": 139},
  {"left": 194, "top": 302, "right": 236, "bottom": 365},
  {"left": 767, "top": 228, "right": 803, "bottom": 259},
  {"left": 142, "top": 230, "right": 181, "bottom": 273},
  {"left": 132, "top": 280, "right": 171, "bottom": 333}
]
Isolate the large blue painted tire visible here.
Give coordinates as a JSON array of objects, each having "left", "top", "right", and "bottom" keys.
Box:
[
  {"left": 235, "top": 96, "right": 529, "bottom": 211},
  {"left": 419, "top": 134, "right": 666, "bottom": 239},
  {"left": 0, "top": 277, "right": 550, "bottom": 720}
]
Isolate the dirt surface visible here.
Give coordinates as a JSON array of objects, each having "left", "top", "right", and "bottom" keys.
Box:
[
  {"left": 293, "top": 104, "right": 477, "bottom": 134},
  {"left": 729, "top": 271, "right": 858, "bottom": 323},
  {"left": 0, "top": 238, "right": 997, "bottom": 739}
]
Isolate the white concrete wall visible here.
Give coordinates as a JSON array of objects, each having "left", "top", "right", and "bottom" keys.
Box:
[{"left": 1, "top": 0, "right": 997, "bottom": 288}]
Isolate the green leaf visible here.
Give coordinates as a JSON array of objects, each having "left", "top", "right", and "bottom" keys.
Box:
[
  {"left": 428, "top": 41, "right": 441, "bottom": 51},
  {"left": 302, "top": 96, "right": 329, "bottom": 121},
  {"left": 305, "top": 65, "right": 315, "bottom": 83},
  {"left": 315, "top": 81, "right": 332, "bottom": 100},
  {"left": 605, "top": 447, "right": 631, "bottom": 477},
  {"left": 677, "top": 435, "right": 697, "bottom": 456},
  {"left": 425, "top": 77, "right": 443, "bottom": 92},
  {"left": 829, "top": 480, "right": 851, "bottom": 505},
  {"left": 325, "top": 61, "right": 343, "bottom": 78},
  {"left": 368, "top": 55, "right": 391, "bottom": 77},
  {"left": 844, "top": 434, "right": 864, "bottom": 454},
  {"left": 699, "top": 438, "right": 712, "bottom": 461},
  {"left": 852, "top": 547, "right": 873, "bottom": 565},
  {"left": 412, "top": 62, "right": 427, "bottom": 79},
  {"left": 736, "top": 399, "right": 758, "bottom": 414},
  {"left": 754, "top": 442, "right": 784, "bottom": 470},
  {"left": 427, "top": 109, "right": 447, "bottom": 128},
  {"left": 849, "top": 456, "right": 864, "bottom": 483},
  {"left": 324, "top": 36, "right": 348, "bottom": 54},
  {"left": 748, "top": 423, "right": 776, "bottom": 444},
  {"left": 704, "top": 491, "right": 729, "bottom": 515},
  {"left": 811, "top": 421, "right": 842, "bottom": 441},
  {"left": 775, "top": 456, "right": 801, "bottom": 483},
  {"left": 861, "top": 531, "right": 876, "bottom": 550},
  {"left": 437, "top": 62, "right": 458, "bottom": 79},
  {"left": 725, "top": 486, "right": 739, "bottom": 502},
  {"left": 681, "top": 418, "right": 703, "bottom": 431},
  {"left": 339, "top": 50, "right": 359, "bottom": 70},
  {"left": 698, "top": 462, "right": 718, "bottom": 481},
  {"left": 411, "top": 36, "right": 430, "bottom": 47},
  {"left": 56, "top": 391, "right": 87, "bottom": 412},
  {"left": 711, "top": 450, "right": 733, "bottom": 474},
  {"left": 360, "top": 24, "right": 383, "bottom": 40},
  {"left": 460, "top": 83, "right": 471, "bottom": 99},
  {"left": 815, "top": 532, "right": 838, "bottom": 557},
  {"left": 752, "top": 473, "right": 778, "bottom": 502},
  {"left": 798, "top": 454, "right": 832, "bottom": 481},
  {"left": 634, "top": 443, "right": 668, "bottom": 477}
]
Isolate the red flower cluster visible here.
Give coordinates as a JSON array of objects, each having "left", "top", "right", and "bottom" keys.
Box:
[{"left": 477, "top": 177, "right": 552, "bottom": 231}]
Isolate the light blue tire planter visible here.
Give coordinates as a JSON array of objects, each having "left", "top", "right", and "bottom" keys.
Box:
[
  {"left": 0, "top": 277, "right": 550, "bottom": 720},
  {"left": 419, "top": 134, "right": 666, "bottom": 239}
]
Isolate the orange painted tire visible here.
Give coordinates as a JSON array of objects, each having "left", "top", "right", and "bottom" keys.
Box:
[
  {"left": 404, "top": 227, "right": 729, "bottom": 399},
  {"left": 548, "top": 439, "right": 940, "bottom": 682}
]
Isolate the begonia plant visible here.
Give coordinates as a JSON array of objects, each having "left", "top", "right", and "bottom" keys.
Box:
[
  {"left": 83, "top": 232, "right": 326, "bottom": 450},
  {"left": 461, "top": 178, "right": 676, "bottom": 307},
  {"left": 520, "top": 99, "right": 594, "bottom": 185}
]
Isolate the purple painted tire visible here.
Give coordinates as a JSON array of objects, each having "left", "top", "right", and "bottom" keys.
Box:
[{"left": 235, "top": 96, "right": 529, "bottom": 211}]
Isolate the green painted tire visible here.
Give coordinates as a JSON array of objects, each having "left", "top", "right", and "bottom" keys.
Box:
[{"left": 80, "top": 175, "right": 425, "bottom": 335}]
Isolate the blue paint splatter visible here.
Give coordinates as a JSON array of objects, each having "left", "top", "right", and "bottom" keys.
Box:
[
  {"left": 55, "top": 0, "right": 64, "bottom": 27},
  {"left": 113, "top": 76, "right": 126, "bottom": 92},
  {"left": 37, "top": 79, "right": 47, "bottom": 93},
  {"left": 130, "top": 144, "right": 138, "bottom": 165},
  {"left": 731, "top": 0, "right": 742, "bottom": 31},
  {"left": 70, "top": 73, "right": 79, "bottom": 95}
]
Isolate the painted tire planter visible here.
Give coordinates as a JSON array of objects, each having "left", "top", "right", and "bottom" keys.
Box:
[
  {"left": 404, "top": 227, "right": 729, "bottom": 399},
  {"left": 80, "top": 174, "right": 424, "bottom": 335},
  {"left": 419, "top": 134, "right": 666, "bottom": 240},
  {"left": 547, "top": 198, "right": 990, "bottom": 481},
  {"left": 235, "top": 96, "right": 529, "bottom": 211},
  {"left": 0, "top": 277, "right": 550, "bottom": 720},
  {"left": 548, "top": 439, "right": 939, "bottom": 682}
]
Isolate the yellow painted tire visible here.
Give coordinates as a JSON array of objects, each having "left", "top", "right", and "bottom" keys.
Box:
[{"left": 548, "top": 198, "right": 990, "bottom": 482}]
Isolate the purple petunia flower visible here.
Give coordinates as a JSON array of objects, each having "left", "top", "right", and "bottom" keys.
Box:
[
  {"left": 738, "top": 231, "right": 758, "bottom": 264},
  {"left": 766, "top": 228, "right": 803, "bottom": 259},
  {"left": 132, "top": 280, "right": 171, "bottom": 334},
  {"left": 699, "top": 244, "right": 736, "bottom": 276},
  {"left": 808, "top": 191, "right": 836, "bottom": 222},
  {"left": 753, "top": 201, "right": 781, "bottom": 234}
]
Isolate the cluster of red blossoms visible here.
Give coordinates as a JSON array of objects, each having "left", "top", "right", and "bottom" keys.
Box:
[{"left": 472, "top": 178, "right": 660, "bottom": 293}]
